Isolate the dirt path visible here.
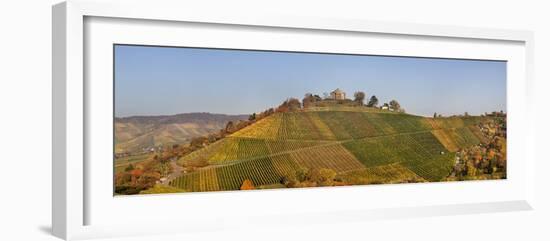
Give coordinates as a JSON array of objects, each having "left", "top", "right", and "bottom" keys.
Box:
[{"left": 161, "top": 160, "right": 183, "bottom": 185}]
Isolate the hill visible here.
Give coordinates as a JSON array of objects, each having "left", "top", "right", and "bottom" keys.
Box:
[
  {"left": 115, "top": 112, "right": 247, "bottom": 154},
  {"left": 170, "top": 108, "right": 494, "bottom": 192}
]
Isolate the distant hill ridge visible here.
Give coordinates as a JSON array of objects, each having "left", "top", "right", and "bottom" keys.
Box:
[
  {"left": 115, "top": 112, "right": 247, "bottom": 154},
  {"left": 116, "top": 112, "right": 248, "bottom": 125}
]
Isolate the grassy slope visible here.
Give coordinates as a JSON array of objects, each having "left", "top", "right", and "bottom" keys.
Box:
[{"left": 171, "top": 109, "right": 487, "bottom": 192}]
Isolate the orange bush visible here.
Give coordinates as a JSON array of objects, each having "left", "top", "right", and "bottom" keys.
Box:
[{"left": 240, "top": 179, "right": 255, "bottom": 190}]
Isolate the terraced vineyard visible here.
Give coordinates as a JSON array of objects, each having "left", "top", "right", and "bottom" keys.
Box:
[
  {"left": 431, "top": 128, "right": 480, "bottom": 152},
  {"left": 232, "top": 114, "right": 282, "bottom": 139},
  {"left": 173, "top": 154, "right": 300, "bottom": 191},
  {"left": 319, "top": 111, "right": 380, "bottom": 139},
  {"left": 170, "top": 109, "right": 491, "bottom": 192},
  {"left": 340, "top": 163, "right": 424, "bottom": 184},
  {"left": 178, "top": 137, "right": 329, "bottom": 166},
  {"left": 289, "top": 144, "right": 366, "bottom": 173}
]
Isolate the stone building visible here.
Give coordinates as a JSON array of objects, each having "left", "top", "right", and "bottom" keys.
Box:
[{"left": 330, "top": 88, "right": 346, "bottom": 100}]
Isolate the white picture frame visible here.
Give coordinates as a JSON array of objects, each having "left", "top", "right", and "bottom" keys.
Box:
[{"left": 52, "top": 0, "right": 535, "bottom": 240}]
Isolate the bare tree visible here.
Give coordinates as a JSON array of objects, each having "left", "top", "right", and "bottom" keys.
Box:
[
  {"left": 303, "top": 93, "right": 314, "bottom": 108},
  {"left": 354, "top": 91, "right": 366, "bottom": 105},
  {"left": 389, "top": 100, "right": 401, "bottom": 111},
  {"left": 287, "top": 98, "right": 301, "bottom": 111}
]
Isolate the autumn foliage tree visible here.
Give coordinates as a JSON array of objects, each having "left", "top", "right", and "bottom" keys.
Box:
[
  {"left": 314, "top": 168, "right": 337, "bottom": 186},
  {"left": 240, "top": 179, "right": 255, "bottom": 190},
  {"left": 281, "top": 168, "right": 338, "bottom": 188},
  {"left": 448, "top": 118, "right": 507, "bottom": 181},
  {"left": 225, "top": 121, "right": 235, "bottom": 133},
  {"left": 277, "top": 98, "right": 301, "bottom": 112},
  {"left": 190, "top": 136, "right": 208, "bottom": 148},
  {"left": 287, "top": 98, "right": 301, "bottom": 111},
  {"left": 302, "top": 93, "right": 314, "bottom": 108}
]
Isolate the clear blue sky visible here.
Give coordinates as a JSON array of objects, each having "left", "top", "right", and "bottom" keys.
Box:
[{"left": 114, "top": 45, "right": 506, "bottom": 117}]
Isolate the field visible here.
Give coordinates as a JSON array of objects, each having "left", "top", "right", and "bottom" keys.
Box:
[{"left": 169, "top": 110, "right": 488, "bottom": 192}]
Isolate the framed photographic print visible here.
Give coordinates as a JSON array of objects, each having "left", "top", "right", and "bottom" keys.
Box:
[
  {"left": 52, "top": 0, "right": 535, "bottom": 240},
  {"left": 113, "top": 44, "right": 508, "bottom": 195}
]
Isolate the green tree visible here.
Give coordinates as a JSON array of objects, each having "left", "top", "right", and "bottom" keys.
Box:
[{"left": 367, "top": 95, "right": 379, "bottom": 107}]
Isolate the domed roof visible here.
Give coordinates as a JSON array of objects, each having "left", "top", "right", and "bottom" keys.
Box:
[{"left": 332, "top": 88, "right": 344, "bottom": 94}]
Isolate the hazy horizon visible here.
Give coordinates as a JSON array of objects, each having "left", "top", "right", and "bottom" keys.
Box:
[{"left": 115, "top": 45, "right": 506, "bottom": 118}]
